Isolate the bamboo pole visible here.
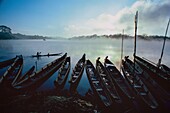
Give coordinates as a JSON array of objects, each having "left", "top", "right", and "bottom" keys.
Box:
[
  {"left": 134, "top": 11, "right": 138, "bottom": 58},
  {"left": 133, "top": 11, "right": 138, "bottom": 83},
  {"left": 120, "top": 29, "right": 124, "bottom": 71},
  {"left": 158, "top": 18, "right": 170, "bottom": 67}
]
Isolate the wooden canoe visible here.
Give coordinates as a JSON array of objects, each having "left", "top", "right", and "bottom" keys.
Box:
[
  {"left": 134, "top": 55, "right": 170, "bottom": 93},
  {"left": 121, "top": 56, "right": 159, "bottom": 109},
  {"left": 129, "top": 56, "right": 170, "bottom": 111},
  {"left": 96, "top": 57, "right": 122, "bottom": 104},
  {"left": 0, "top": 57, "right": 17, "bottom": 69},
  {"left": 12, "top": 66, "right": 35, "bottom": 85},
  {"left": 0, "top": 55, "right": 23, "bottom": 87},
  {"left": 32, "top": 52, "right": 62, "bottom": 57},
  {"left": 159, "top": 64, "right": 170, "bottom": 76},
  {"left": 54, "top": 57, "right": 71, "bottom": 89},
  {"left": 13, "top": 53, "right": 67, "bottom": 92},
  {"left": 69, "top": 54, "right": 86, "bottom": 93},
  {"left": 104, "top": 56, "right": 134, "bottom": 101},
  {"left": 86, "top": 59, "right": 113, "bottom": 107}
]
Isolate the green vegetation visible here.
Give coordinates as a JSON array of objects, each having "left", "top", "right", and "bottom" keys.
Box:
[
  {"left": 0, "top": 32, "right": 52, "bottom": 40},
  {"left": 0, "top": 32, "right": 16, "bottom": 39},
  {"left": 0, "top": 25, "right": 169, "bottom": 40},
  {"left": 0, "top": 25, "right": 52, "bottom": 40},
  {"left": 71, "top": 34, "right": 170, "bottom": 40}
]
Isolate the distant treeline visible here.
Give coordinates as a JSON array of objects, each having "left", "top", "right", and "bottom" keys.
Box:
[
  {"left": 71, "top": 34, "right": 170, "bottom": 40},
  {"left": 0, "top": 32, "right": 169, "bottom": 40},
  {"left": 0, "top": 32, "right": 16, "bottom": 39},
  {"left": 13, "top": 33, "right": 52, "bottom": 39},
  {"left": 0, "top": 32, "right": 52, "bottom": 40}
]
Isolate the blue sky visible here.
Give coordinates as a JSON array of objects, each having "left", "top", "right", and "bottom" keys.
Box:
[{"left": 0, "top": 0, "right": 169, "bottom": 38}]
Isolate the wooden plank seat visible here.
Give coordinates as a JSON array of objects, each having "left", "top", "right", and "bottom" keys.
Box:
[
  {"left": 92, "top": 80, "right": 99, "bottom": 84},
  {"left": 134, "top": 84, "right": 142, "bottom": 88},
  {"left": 100, "top": 73, "right": 106, "bottom": 77},
  {"left": 96, "top": 88, "right": 103, "bottom": 91}
]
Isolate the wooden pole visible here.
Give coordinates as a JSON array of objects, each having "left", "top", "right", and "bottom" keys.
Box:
[
  {"left": 120, "top": 29, "right": 124, "bottom": 71},
  {"left": 158, "top": 18, "right": 170, "bottom": 67},
  {"left": 35, "top": 61, "right": 37, "bottom": 71},
  {"left": 133, "top": 11, "right": 138, "bottom": 82},
  {"left": 134, "top": 11, "right": 138, "bottom": 58}
]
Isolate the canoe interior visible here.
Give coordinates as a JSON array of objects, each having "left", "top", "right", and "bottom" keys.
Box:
[
  {"left": 86, "top": 59, "right": 113, "bottom": 108},
  {"left": 13, "top": 53, "right": 67, "bottom": 93},
  {"left": 134, "top": 55, "right": 170, "bottom": 93},
  {"left": 104, "top": 58, "right": 135, "bottom": 101},
  {"left": 96, "top": 58, "right": 122, "bottom": 104},
  {"left": 13, "top": 66, "right": 35, "bottom": 85},
  {"left": 0, "top": 57, "right": 17, "bottom": 69},
  {"left": 69, "top": 54, "right": 85, "bottom": 93},
  {"left": 122, "top": 57, "right": 158, "bottom": 109},
  {"left": 54, "top": 57, "right": 71, "bottom": 89},
  {"left": 0, "top": 56, "right": 23, "bottom": 87}
]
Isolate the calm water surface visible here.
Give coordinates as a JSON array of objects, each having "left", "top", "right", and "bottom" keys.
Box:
[{"left": 0, "top": 39, "right": 169, "bottom": 95}]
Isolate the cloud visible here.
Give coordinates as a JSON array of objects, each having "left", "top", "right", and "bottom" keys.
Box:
[{"left": 64, "top": 0, "right": 170, "bottom": 37}]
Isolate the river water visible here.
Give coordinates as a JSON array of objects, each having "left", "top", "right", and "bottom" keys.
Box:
[{"left": 0, "top": 38, "right": 169, "bottom": 95}]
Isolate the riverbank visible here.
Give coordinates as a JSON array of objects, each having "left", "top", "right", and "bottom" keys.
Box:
[{"left": 0, "top": 89, "right": 96, "bottom": 113}]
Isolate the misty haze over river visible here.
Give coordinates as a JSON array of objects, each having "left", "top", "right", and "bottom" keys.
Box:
[{"left": 0, "top": 38, "right": 169, "bottom": 95}]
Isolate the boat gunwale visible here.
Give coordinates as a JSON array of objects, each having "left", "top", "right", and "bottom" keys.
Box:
[
  {"left": 96, "top": 58, "right": 122, "bottom": 104},
  {"left": 54, "top": 56, "right": 71, "bottom": 89},
  {"left": 104, "top": 58, "right": 135, "bottom": 100},
  {"left": 122, "top": 58, "right": 159, "bottom": 109},
  {"left": 69, "top": 54, "right": 86, "bottom": 92},
  {"left": 0, "top": 56, "right": 23, "bottom": 86},
  {"left": 85, "top": 59, "right": 113, "bottom": 107},
  {"left": 13, "top": 53, "right": 67, "bottom": 89}
]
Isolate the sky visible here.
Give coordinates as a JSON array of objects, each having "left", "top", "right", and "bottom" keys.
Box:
[{"left": 0, "top": 0, "right": 169, "bottom": 38}]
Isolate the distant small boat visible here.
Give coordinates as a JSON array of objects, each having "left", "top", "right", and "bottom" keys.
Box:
[
  {"left": 32, "top": 52, "right": 62, "bottom": 57},
  {"left": 0, "top": 55, "right": 23, "bottom": 87},
  {"left": 69, "top": 54, "right": 85, "bottom": 93},
  {"left": 54, "top": 57, "right": 71, "bottom": 89},
  {"left": 86, "top": 59, "right": 113, "bottom": 107}
]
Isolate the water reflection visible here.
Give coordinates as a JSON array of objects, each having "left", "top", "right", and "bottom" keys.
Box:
[{"left": 0, "top": 39, "right": 170, "bottom": 95}]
